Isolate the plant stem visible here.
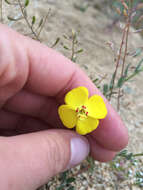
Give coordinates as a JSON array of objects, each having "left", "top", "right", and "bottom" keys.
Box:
[
  {"left": 117, "top": 0, "right": 133, "bottom": 110},
  {"left": 109, "top": 25, "right": 127, "bottom": 101},
  {"left": 96, "top": 74, "right": 108, "bottom": 86},
  {"left": 71, "top": 40, "right": 75, "bottom": 61},
  {"left": 125, "top": 68, "right": 143, "bottom": 81},
  {"left": 133, "top": 153, "right": 143, "bottom": 157},
  {"left": 17, "top": 0, "right": 40, "bottom": 41},
  {"left": 37, "top": 12, "right": 49, "bottom": 38},
  {"left": 71, "top": 31, "right": 76, "bottom": 61},
  {"left": 117, "top": 23, "right": 130, "bottom": 110}
]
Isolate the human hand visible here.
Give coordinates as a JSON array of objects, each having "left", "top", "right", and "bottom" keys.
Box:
[{"left": 0, "top": 24, "right": 128, "bottom": 190}]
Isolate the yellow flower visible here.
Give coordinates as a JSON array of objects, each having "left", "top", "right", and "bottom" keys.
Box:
[{"left": 58, "top": 86, "right": 107, "bottom": 135}]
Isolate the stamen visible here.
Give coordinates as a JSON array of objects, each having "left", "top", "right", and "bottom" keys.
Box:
[
  {"left": 76, "top": 105, "right": 88, "bottom": 120},
  {"left": 76, "top": 108, "right": 79, "bottom": 112}
]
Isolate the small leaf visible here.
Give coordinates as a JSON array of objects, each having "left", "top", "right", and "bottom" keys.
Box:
[
  {"left": 66, "top": 177, "right": 75, "bottom": 184},
  {"left": 117, "top": 149, "right": 128, "bottom": 157},
  {"left": 63, "top": 34, "right": 69, "bottom": 39},
  {"left": 38, "top": 18, "right": 43, "bottom": 28},
  {"left": 103, "top": 84, "right": 108, "bottom": 95},
  {"left": 117, "top": 76, "right": 125, "bottom": 88},
  {"left": 51, "top": 37, "right": 60, "bottom": 48},
  {"left": 63, "top": 45, "right": 70, "bottom": 50},
  {"left": 126, "top": 153, "right": 133, "bottom": 160},
  {"left": 4, "top": 0, "right": 11, "bottom": 4},
  {"left": 7, "top": 16, "right": 16, "bottom": 21},
  {"left": 135, "top": 58, "right": 143, "bottom": 73},
  {"left": 75, "top": 49, "right": 83, "bottom": 54},
  {"left": 87, "top": 156, "right": 95, "bottom": 173},
  {"left": 67, "top": 186, "right": 75, "bottom": 190},
  {"left": 7, "top": 16, "right": 22, "bottom": 21},
  {"left": 60, "top": 171, "right": 68, "bottom": 182},
  {"left": 118, "top": 150, "right": 133, "bottom": 160},
  {"left": 136, "top": 171, "right": 143, "bottom": 178},
  {"left": 93, "top": 78, "right": 99, "bottom": 84},
  {"left": 32, "top": 16, "right": 36, "bottom": 25},
  {"left": 109, "top": 71, "right": 116, "bottom": 90},
  {"left": 72, "top": 29, "right": 76, "bottom": 41},
  {"left": 25, "top": 0, "right": 29, "bottom": 7},
  {"left": 124, "top": 63, "right": 131, "bottom": 77}
]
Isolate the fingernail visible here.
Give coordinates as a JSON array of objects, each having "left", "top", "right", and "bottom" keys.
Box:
[{"left": 68, "top": 137, "right": 90, "bottom": 169}]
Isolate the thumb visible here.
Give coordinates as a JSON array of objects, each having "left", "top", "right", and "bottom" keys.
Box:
[{"left": 0, "top": 130, "right": 89, "bottom": 190}]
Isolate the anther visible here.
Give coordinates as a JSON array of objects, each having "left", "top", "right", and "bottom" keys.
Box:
[{"left": 76, "top": 108, "right": 79, "bottom": 112}]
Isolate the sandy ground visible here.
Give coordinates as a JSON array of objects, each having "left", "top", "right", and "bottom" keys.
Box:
[{"left": 2, "top": 0, "right": 143, "bottom": 189}]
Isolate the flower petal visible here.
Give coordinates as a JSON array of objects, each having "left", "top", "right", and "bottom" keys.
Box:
[
  {"left": 65, "top": 86, "right": 88, "bottom": 107},
  {"left": 76, "top": 117, "right": 99, "bottom": 135},
  {"left": 86, "top": 95, "right": 107, "bottom": 119},
  {"left": 58, "top": 105, "right": 77, "bottom": 128}
]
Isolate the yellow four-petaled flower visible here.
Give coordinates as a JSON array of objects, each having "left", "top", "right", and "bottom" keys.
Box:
[{"left": 58, "top": 86, "right": 107, "bottom": 135}]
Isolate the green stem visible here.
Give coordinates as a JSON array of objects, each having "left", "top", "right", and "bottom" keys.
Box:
[
  {"left": 17, "top": 0, "right": 40, "bottom": 41},
  {"left": 37, "top": 12, "right": 49, "bottom": 38},
  {"left": 108, "top": 25, "right": 127, "bottom": 101},
  {"left": 71, "top": 35, "right": 75, "bottom": 61},
  {"left": 125, "top": 68, "right": 143, "bottom": 82},
  {"left": 133, "top": 153, "right": 143, "bottom": 157}
]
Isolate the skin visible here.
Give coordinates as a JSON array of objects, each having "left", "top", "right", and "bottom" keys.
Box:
[{"left": 0, "top": 24, "right": 128, "bottom": 190}]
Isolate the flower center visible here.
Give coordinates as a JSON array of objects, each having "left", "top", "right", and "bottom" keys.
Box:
[{"left": 76, "top": 105, "right": 88, "bottom": 120}]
